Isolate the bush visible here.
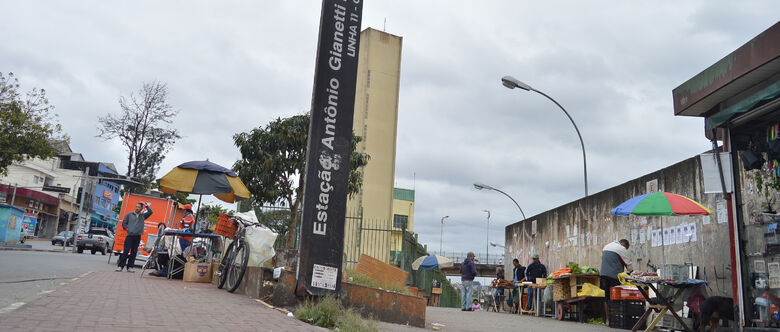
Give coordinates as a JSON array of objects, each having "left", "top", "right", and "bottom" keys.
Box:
[{"left": 294, "top": 296, "right": 377, "bottom": 332}]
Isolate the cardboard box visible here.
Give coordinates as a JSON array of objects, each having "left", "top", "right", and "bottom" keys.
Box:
[
  {"left": 536, "top": 278, "right": 547, "bottom": 285},
  {"left": 184, "top": 261, "right": 212, "bottom": 283},
  {"left": 431, "top": 287, "right": 442, "bottom": 295}
]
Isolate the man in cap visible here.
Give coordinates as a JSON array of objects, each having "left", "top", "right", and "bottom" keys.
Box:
[
  {"left": 116, "top": 202, "right": 153, "bottom": 272},
  {"left": 460, "top": 252, "right": 477, "bottom": 311},
  {"left": 601, "top": 239, "right": 632, "bottom": 325},
  {"left": 524, "top": 254, "right": 547, "bottom": 311}
]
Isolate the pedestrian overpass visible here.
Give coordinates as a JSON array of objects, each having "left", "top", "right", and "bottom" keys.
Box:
[{"left": 441, "top": 262, "right": 500, "bottom": 277}]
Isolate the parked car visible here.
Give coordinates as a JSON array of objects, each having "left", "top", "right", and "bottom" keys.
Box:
[
  {"left": 76, "top": 228, "right": 114, "bottom": 255},
  {"left": 52, "top": 231, "right": 75, "bottom": 246}
]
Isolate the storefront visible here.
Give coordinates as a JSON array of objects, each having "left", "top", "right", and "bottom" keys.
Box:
[
  {"left": 0, "top": 183, "right": 60, "bottom": 240},
  {"left": 673, "top": 22, "right": 780, "bottom": 328}
]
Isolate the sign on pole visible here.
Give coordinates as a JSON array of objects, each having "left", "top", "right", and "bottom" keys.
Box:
[{"left": 298, "top": 0, "right": 363, "bottom": 296}]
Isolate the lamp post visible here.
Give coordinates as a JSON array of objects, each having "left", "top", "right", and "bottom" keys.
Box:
[
  {"left": 491, "top": 241, "right": 507, "bottom": 266},
  {"left": 439, "top": 215, "right": 449, "bottom": 254},
  {"left": 473, "top": 182, "right": 526, "bottom": 220},
  {"left": 501, "top": 75, "right": 588, "bottom": 197},
  {"left": 483, "top": 209, "right": 490, "bottom": 264}
]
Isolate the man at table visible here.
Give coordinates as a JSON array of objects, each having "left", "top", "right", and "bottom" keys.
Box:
[
  {"left": 511, "top": 258, "right": 526, "bottom": 313},
  {"left": 524, "top": 254, "right": 547, "bottom": 311},
  {"left": 460, "top": 252, "right": 477, "bottom": 311},
  {"left": 600, "top": 239, "right": 632, "bottom": 325},
  {"left": 116, "top": 202, "right": 153, "bottom": 272}
]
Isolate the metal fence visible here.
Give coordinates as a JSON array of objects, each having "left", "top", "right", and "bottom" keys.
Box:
[{"left": 429, "top": 251, "right": 507, "bottom": 265}]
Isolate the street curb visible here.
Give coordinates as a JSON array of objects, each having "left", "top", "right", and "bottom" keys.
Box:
[{"left": 0, "top": 247, "right": 73, "bottom": 253}]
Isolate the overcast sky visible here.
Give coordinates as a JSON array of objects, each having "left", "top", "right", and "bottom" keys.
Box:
[{"left": 1, "top": 1, "right": 777, "bottom": 257}]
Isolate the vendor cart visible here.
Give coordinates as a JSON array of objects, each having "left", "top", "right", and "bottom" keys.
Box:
[{"left": 551, "top": 273, "right": 603, "bottom": 321}]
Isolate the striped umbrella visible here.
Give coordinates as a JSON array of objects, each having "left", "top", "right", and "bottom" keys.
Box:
[
  {"left": 412, "top": 255, "right": 454, "bottom": 270},
  {"left": 158, "top": 160, "right": 250, "bottom": 204}
]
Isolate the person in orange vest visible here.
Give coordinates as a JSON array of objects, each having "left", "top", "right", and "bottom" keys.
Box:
[{"left": 179, "top": 204, "right": 195, "bottom": 254}]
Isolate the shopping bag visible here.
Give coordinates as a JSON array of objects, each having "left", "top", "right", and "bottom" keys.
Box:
[{"left": 577, "top": 282, "right": 605, "bottom": 297}]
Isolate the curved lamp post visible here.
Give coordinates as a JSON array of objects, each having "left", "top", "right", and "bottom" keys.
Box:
[
  {"left": 501, "top": 75, "right": 588, "bottom": 197},
  {"left": 473, "top": 182, "right": 526, "bottom": 220},
  {"left": 439, "top": 215, "right": 450, "bottom": 254}
]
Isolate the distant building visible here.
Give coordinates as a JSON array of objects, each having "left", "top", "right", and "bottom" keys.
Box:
[
  {"left": 344, "top": 28, "right": 403, "bottom": 264},
  {"left": 391, "top": 187, "right": 415, "bottom": 263}
]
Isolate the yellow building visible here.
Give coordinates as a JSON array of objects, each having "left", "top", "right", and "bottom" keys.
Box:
[
  {"left": 344, "top": 28, "right": 403, "bottom": 265},
  {"left": 391, "top": 187, "right": 415, "bottom": 263}
]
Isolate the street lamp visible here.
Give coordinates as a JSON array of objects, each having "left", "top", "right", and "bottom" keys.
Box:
[
  {"left": 483, "top": 209, "right": 490, "bottom": 264},
  {"left": 473, "top": 182, "right": 526, "bottom": 220},
  {"left": 439, "top": 215, "right": 450, "bottom": 254},
  {"left": 501, "top": 75, "right": 588, "bottom": 197}
]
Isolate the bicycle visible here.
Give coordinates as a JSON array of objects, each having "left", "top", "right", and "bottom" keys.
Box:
[{"left": 216, "top": 215, "right": 253, "bottom": 292}]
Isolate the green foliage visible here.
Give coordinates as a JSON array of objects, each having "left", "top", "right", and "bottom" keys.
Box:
[
  {"left": 0, "top": 72, "right": 65, "bottom": 175},
  {"left": 755, "top": 172, "right": 778, "bottom": 212},
  {"left": 345, "top": 269, "right": 411, "bottom": 295},
  {"left": 294, "top": 296, "right": 377, "bottom": 332},
  {"left": 197, "top": 203, "right": 234, "bottom": 228},
  {"left": 97, "top": 81, "right": 181, "bottom": 192},
  {"left": 232, "top": 114, "right": 370, "bottom": 248},
  {"left": 587, "top": 317, "right": 605, "bottom": 324}
]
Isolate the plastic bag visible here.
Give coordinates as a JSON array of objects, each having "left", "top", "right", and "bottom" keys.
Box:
[
  {"left": 618, "top": 272, "right": 638, "bottom": 287},
  {"left": 577, "top": 282, "right": 605, "bottom": 297},
  {"left": 244, "top": 223, "right": 278, "bottom": 266}
]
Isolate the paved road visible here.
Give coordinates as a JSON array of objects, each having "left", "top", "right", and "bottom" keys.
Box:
[
  {"left": 377, "top": 307, "right": 612, "bottom": 332},
  {"left": 0, "top": 271, "right": 325, "bottom": 331},
  {"left": 0, "top": 243, "right": 118, "bottom": 312}
]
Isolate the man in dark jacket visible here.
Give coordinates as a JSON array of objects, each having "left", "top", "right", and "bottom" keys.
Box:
[
  {"left": 524, "top": 254, "right": 547, "bottom": 310},
  {"left": 460, "top": 252, "right": 477, "bottom": 311},
  {"left": 116, "top": 202, "right": 153, "bottom": 272}
]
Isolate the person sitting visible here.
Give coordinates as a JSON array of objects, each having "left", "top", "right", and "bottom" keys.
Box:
[
  {"left": 145, "top": 225, "right": 183, "bottom": 278},
  {"left": 179, "top": 204, "right": 196, "bottom": 253},
  {"left": 472, "top": 299, "right": 481, "bottom": 311}
]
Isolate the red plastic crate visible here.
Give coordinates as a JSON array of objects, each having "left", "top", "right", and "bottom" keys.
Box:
[
  {"left": 214, "top": 214, "right": 237, "bottom": 238},
  {"left": 610, "top": 287, "right": 644, "bottom": 301}
]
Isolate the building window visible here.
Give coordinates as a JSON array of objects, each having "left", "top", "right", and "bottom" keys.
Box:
[{"left": 393, "top": 214, "right": 408, "bottom": 229}]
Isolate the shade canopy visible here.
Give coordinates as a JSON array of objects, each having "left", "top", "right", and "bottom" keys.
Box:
[
  {"left": 412, "top": 255, "right": 454, "bottom": 270},
  {"left": 158, "top": 160, "right": 250, "bottom": 203},
  {"left": 610, "top": 192, "right": 713, "bottom": 216}
]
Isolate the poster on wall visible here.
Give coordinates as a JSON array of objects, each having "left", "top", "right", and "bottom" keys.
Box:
[
  {"left": 676, "top": 225, "right": 686, "bottom": 243},
  {"left": 768, "top": 262, "right": 780, "bottom": 276},
  {"left": 689, "top": 222, "right": 697, "bottom": 242},
  {"left": 770, "top": 276, "right": 780, "bottom": 289},
  {"left": 717, "top": 202, "right": 728, "bottom": 224},
  {"left": 756, "top": 260, "right": 767, "bottom": 273},
  {"left": 21, "top": 213, "right": 37, "bottom": 237},
  {"left": 640, "top": 226, "right": 646, "bottom": 244},
  {"left": 531, "top": 220, "right": 537, "bottom": 235}
]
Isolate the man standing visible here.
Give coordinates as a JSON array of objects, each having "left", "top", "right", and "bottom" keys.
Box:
[
  {"left": 460, "top": 252, "right": 477, "bottom": 311},
  {"left": 601, "top": 239, "right": 632, "bottom": 325},
  {"left": 116, "top": 202, "right": 153, "bottom": 272},
  {"left": 511, "top": 258, "right": 526, "bottom": 313},
  {"left": 524, "top": 254, "right": 547, "bottom": 311}
]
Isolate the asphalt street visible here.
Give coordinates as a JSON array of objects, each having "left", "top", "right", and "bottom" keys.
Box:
[{"left": 0, "top": 241, "right": 119, "bottom": 314}]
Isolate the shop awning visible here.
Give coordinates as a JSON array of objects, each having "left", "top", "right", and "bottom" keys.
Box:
[
  {"left": 706, "top": 81, "right": 780, "bottom": 132},
  {"left": 0, "top": 184, "right": 59, "bottom": 206}
]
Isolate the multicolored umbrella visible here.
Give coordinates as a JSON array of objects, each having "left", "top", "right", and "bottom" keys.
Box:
[
  {"left": 158, "top": 160, "right": 250, "bottom": 203},
  {"left": 412, "top": 255, "right": 454, "bottom": 270},
  {"left": 610, "top": 192, "right": 711, "bottom": 277},
  {"left": 610, "top": 192, "right": 713, "bottom": 216}
]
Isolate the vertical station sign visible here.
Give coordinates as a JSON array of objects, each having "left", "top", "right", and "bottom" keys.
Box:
[{"left": 299, "top": 0, "right": 363, "bottom": 295}]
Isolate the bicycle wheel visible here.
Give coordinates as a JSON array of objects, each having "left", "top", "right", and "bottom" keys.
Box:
[
  {"left": 217, "top": 240, "right": 236, "bottom": 289},
  {"left": 225, "top": 241, "right": 249, "bottom": 293}
]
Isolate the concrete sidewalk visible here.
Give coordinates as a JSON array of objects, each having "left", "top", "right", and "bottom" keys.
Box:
[{"left": 0, "top": 271, "right": 325, "bottom": 332}]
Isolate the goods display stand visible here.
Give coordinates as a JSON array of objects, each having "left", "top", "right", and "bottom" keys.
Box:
[
  {"left": 551, "top": 274, "right": 601, "bottom": 321},
  {"left": 625, "top": 277, "right": 707, "bottom": 332}
]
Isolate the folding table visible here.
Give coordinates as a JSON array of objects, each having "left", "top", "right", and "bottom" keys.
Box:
[{"left": 625, "top": 277, "right": 707, "bottom": 332}]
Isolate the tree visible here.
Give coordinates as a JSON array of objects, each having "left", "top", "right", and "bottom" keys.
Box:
[
  {"left": 233, "top": 114, "right": 370, "bottom": 249},
  {"left": 0, "top": 72, "right": 65, "bottom": 175},
  {"left": 96, "top": 81, "right": 181, "bottom": 191}
]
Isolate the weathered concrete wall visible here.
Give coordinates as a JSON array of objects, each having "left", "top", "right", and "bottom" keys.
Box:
[{"left": 505, "top": 154, "right": 735, "bottom": 297}]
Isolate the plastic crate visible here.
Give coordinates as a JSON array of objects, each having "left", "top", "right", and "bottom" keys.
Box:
[
  {"left": 609, "top": 312, "right": 646, "bottom": 330},
  {"left": 610, "top": 286, "right": 645, "bottom": 301},
  {"left": 214, "top": 214, "right": 237, "bottom": 238},
  {"left": 609, "top": 300, "right": 646, "bottom": 316}
]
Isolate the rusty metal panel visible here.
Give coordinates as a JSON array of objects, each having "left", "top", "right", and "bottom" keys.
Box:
[{"left": 673, "top": 22, "right": 780, "bottom": 116}]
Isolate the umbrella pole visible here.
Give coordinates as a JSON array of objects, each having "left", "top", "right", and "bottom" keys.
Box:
[
  {"left": 660, "top": 217, "right": 666, "bottom": 277},
  {"left": 196, "top": 194, "right": 203, "bottom": 220}
]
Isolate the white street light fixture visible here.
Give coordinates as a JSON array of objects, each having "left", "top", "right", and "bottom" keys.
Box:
[
  {"left": 439, "top": 215, "right": 450, "bottom": 254},
  {"left": 473, "top": 182, "right": 526, "bottom": 220},
  {"left": 501, "top": 75, "right": 588, "bottom": 197}
]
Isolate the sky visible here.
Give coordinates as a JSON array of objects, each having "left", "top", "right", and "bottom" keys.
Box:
[{"left": 1, "top": 1, "right": 777, "bottom": 257}]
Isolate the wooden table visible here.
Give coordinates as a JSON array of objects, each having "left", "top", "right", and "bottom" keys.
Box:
[
  {"left": 529, "top": 284, "right": 548, "bottom": 316},
  {"left": 625, "top": 277, "right": 707, "bottom": 332},
  {"left": 489, "top": 284, "right": 514, "bottom": 312}
]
